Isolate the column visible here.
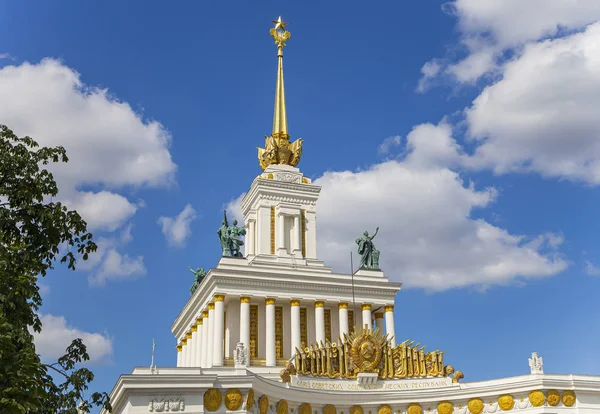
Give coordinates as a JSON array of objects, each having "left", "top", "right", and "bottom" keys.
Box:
[
  {"left": 362, "top": 304, "right": 372, "bottom": 330},
  {"left": 201, "top": 310, "right": 209, "bottom": 368},
  {"left": 195, "top": 316, "right": 203, "bottom": 366},
  {"left": 181, "top": 338, "right": 188, "bottom": 367},
  {"left": 374, "top": 312, "right": 384, "bottom": 333},
  {"left": 385, "top": 305, "right": 396, "bottom": 347},
  {"left": 290, "top": 299, "right": 301, "bottom": 356},
  {"left": 248, "top": 221, "right": 256, "bottom": 256},
  {"left": 315, "top": 301, "right": 325, "bottom": 344},
  {"left": 293, "top": 215, "right": 301, "bottom": 255},
  {"left": 338, "top": 302, "right": 349, "bottom": 339},
  {"left": 213, "top": 295, "right": 225, "bottom": 367},
  {"left": 207, "top": 303, "right": 215, "bottom": 368},
  {"left": 190, "top": 325, "right": 198, "bottom": 367},
  {"left": 177, "top": 344, "right": 182, "bottom": 367},
  {"left": 185, "top": 331, "right": 193, "bottom": 366},
  {"left": 265, "top": 298, "right": 276, "bottom": 367},
  {"left": 277, "top": 213, "right": 286, "bottom": 255},
  {"left": 240, "top": 297, "right": 251, "bottom": 354}
]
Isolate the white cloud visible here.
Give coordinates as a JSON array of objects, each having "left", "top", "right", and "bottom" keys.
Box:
[
  {"left": 584, "top": 260, "right": 600, "bottom": 276},
  {"left": 157, "top": 204, "right": 197, "bottom": 247},
  {"left": 32, "top": 314, "right": 113, "bottom": 364},
  {"left": 0, "top": 58, "right": 176, "bottom": 231},
  {"left": 377, "top": 135, "right": 402, "bottom": 155},
  {"left": 465, "top": 23, "right": 600, "bottom": 184},
  {"left": 38, "top": 283, "right": 50, "bottom": 297},
  {"left": 88, "top": 249, "right": 146, "bottom": 287}
]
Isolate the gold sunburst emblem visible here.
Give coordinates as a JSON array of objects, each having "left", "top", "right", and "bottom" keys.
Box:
[{"left": 345, "top": 327, "right": 388, "bottom": 373}]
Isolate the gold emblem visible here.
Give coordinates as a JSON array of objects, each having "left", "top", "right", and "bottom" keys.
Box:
[
  {"left": 299, "top": 403, "right": 312, "bottom": 414},
  {"left": 467, "top": 398, "right": 483, "bottom": 414},
  {"left": 562, "top": 390, "right": 576, "bottom": 407},
  {"left": 546, "top": 390, "right": 560, "bottom": 406},
  {"left": 224, "top": 389, "right": 242, "bottom": 410},
  {"left": 377, "top": 404, "right": 392, "bottom": 414},
  {"left": 277, "top": 400, "right": 289, "bottom": 414},
  {"left": 259, "top": 395, "right": 269, "bottom": 414},
  {"left": 497, "top": 395, "right": 514, "bottom": 411},
  {"left": 323, "top": 404, "right": 336, "bottom": 414},
  {"left": 407, "top": 403, "right": 422, "bottom": 414},
  {"left": 348, "top": 328, "right": 386, "bottom": 373},
  {"left": 246, "top": 389, "right": 255, "bottom": 410},
  {"left": 203, "top": 388, "right": 222, "bottom": 412},
  {"left": 529, "top": 390, "right": 544, "bottom": 407},
  {"left": 437, "top": 402, "right": 453, "bottom": 414},
  {"left": 350, "top": 406, "right": 363, "bottom": 414}
]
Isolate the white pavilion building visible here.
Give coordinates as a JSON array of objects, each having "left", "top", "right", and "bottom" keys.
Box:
[{"left": 103, "top": 17, "right": 600, "bottom": 414}]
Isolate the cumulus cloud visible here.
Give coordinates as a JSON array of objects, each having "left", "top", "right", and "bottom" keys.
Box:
[
  {"left": 32, "top": 314, "right": 113, "bottom": 364},
  {"left": 377, "top": 135, "right": 402, "bottom": 155},
  {"left": 157, "top": 204, "right": 197, "bottom": 247},
  {"left": 0, "top": 58, "right": 176, "bottom": 232},
  {"left": 465, "top": 23, "right": 600, "bottom": 184},
  {"left": 584, "top": 260, "right": 600, "bottom": 276}
]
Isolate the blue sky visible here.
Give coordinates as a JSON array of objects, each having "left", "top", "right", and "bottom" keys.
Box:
[{"left": 2, "top": 0, "right": 600, "bottom": 402}]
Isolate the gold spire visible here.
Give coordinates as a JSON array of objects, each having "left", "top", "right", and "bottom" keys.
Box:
[{"left": 257, "top": 17, "right": 304, "bottom": 170}]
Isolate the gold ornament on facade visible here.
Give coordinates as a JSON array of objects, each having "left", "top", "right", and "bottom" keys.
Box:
[
  {"left": 339, "top": 302, "right": 348, "bottom": 309},
  {"left": 362, "top": 304, "right": 371, "bottom": 311},
  {"left": 315, "top": 301, "right": 324, "bottom": 308},
  {"left": 202, "top": 310, "right": 208, "bottom": 318},
  {"left": 546, "top": 389, "right": 560, "bottom": 406},
  {"left": 299, "top": 403, "right": 312, "bottom": 414},
  {"left": 186, "top": 332, "right": 192, "bottom": 339},
  {"left": 562, "top": 390, "right": 576, "bottom": 407},
  {"left": 208, "top": 302, "right": 215, "bottom": 310},
  {"left": 467, "top": 399, "right": 483, "bottom": 414},
  {"left": 437, "top": 401, "right": 453, "bottom": 414},
  {"left": 176, "top": 345, "right": 182, "bottom": 352},
  {"left": 266, "top": 298, "right": 276, "bottom": 305},
  {"left": 270, "top": 206, "right": 275, "bottom": 254},
  {"left": 350, "top": 406, "right": 363, "bottom": 414},
  {"left": 497, "top": 395, "right": 514, "bottom": 411},
  {"left": 528, "top": 390, "right": 545, "bottom": 407},
  {"left": 300, "top": 209, "right": 306, "bottom": 257},
  {"left": 290, "top": 299, "right": 300, "bottom": 307},
  {"left": 241, "top": 296, "right": 251, "bottom": 304},
  {"left": 214, "top": 294, "right": 225, "bottom": 302},
  {"left": 259, "top": 395, "right": 269, "bottom": 414},
  {"left": 225, "top": 388, "right": 242, "bottom": 410},
  {"left": 384, "top": 305, "right": 394, "bottom": 312},
  {"left": 377, "top": 404, "right": 392, "bottom": 414},
  {"left": 203, "top": 388, "right": 222, "bottom": 412},
  {"left": 407, "top": 403, "right": 422, "bottom": 414},
  {"left": 246, "top": 389, "right": 255, "bottom": 410},
  {"left": 324, "top": 404, "right": 336, "bottom": 414},
  {"left": 181, "top": 338, "right": 187, "bottom": 346},
  {"left": 191, "top": 326, "right": 197, "bottom": 332},
  {"left": 277, "top": 399, "right": 289, "bottom": 414}
]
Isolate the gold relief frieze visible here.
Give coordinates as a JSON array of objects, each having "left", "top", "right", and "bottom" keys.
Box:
[
  {"left": 323, "top": 404, "right": 336, "bottom": 414},
  {"left": 270, "top": 206, "right": 275, "bottom": 254},
  {"left": 246, "top": 389, "right": 255, "bottom": 410},
  {"left": 225, "top": 388, "right": 242, "bottom": 411},
  {"left": 529, "top": 390, "right": 545, "bottom": 407},
  {"left": 546, "top": 389, "right": 560, "bottom": 406},
  {"left": 324, "top": 308, "right": 332, "bottom": 343},
  {"left": 350, "top": 406, "right": 363, "bottom": 414},
  {"left": 259, "top": 395, "right": 269, "bottom": 414},
  {"left": 407, "top": 403, "right": 421, "bottom": 414},
  {"left": 276, "top": 306, "right": 284, "bottom": 358},
  {"left": 377, "top": 404, "right": 391, "bottom": 414},
  {"left": 467, "top": 398, "right": 483, "bottom": 414},
  {"left": 437, "top": 402, "right": 452, "bottom": 414},
  {"left": 277, "top": 399, "right": 288, "bottom": 414},
  {"left": 497, "top": 395, "right": 514, "bottom": 411},
  {"left": 301, "top": 209, "right": 306, "bottom": 257},
  {"left": 348, "top": 310, "right": 354, "bottom": 333},
  {"left": 203, "top": 388, "right": 222, "bottom": 412},
  {"left": 250, "top": 304, "right": 258, "bottom": 358},
  {"left": 299, "top": 403, "right": 311, "bottom": 414},
  {"left": 562, "top": 390, "right": 576, "bottom": 407},
  {"left": 300, "top": 307, "right": 307, "bottom": 349}
]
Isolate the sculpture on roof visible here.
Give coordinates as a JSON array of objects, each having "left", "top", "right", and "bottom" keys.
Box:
[
  {"left": 188, "top": 267, "right": 206, "bottom": 295},
  {"left": 217, "top": 210, "right": 246, "bottom": 257},
  {"left": 355, "top": 227, "right": 380, "bottom": 270}
]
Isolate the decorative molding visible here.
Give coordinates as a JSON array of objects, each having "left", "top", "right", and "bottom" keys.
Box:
[
  {"left": 234, "top": 342, "right": 249, "bottom": 368},
  {"left": 250, "top": 304, "right": 258, "bottom": 358},
  {"left": 270, "top": 207, "right": 276, "bottom": 254},
  {"left": 384, "top": 305, "right": 394, "bottom": 312},
  {"left": 240, "top": 296, "right": 251, "bottom": 304},
  {"left": 314, "top": 301, "right": 324, "bottom": 308},
  {"left": 208, "top": 303, "right": 215, "bottom": 310},
  {"left": 338, "top": 302, "right": 348, "bottom": 309},
  {"left": 213, "top": 294, "right": 225, "bottom": 302},
  {"left": 300, "top": 209, "right": 306, "bottom": 258},
  {"left": 362, "top": 304, "right": 372, "bottom": 311},
  {"left": 148, "top": 396, "right": 184, "bottom": 412},
  {"left": 528, "top": 352, "right": 543, "bottom": 374},
  {"left": 266, "top": 298, "right": 276, "bottom": 305},
  {"left": 290, "top": 299, "right": 300, "bottom": 307},
  {"left": 275, "top": 306, "right": 284, "bottom": 358}
]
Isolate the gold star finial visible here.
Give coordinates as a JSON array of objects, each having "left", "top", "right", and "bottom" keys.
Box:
[{"left": 272, "top": 16, "right": 288, "bottom": 31}]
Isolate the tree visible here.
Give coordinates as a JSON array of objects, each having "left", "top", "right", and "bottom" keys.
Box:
[{"left": 0, "top": 124, "right": 112, "bottom": 413}]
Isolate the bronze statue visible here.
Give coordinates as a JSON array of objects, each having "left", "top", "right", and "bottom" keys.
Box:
[{"left": 355, "top": 227, "right": 381, "bottom": 270}]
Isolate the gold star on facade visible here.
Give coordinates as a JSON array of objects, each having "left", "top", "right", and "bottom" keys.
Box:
[{"left": 272, "top": 16, "right": 288, "bottom": 31}]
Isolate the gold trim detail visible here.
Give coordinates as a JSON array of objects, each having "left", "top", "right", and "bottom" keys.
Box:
[
  {"left": 290, "top": 299, "right": 300, "bottom": 307},
  {"left": 214, "top": 294, "right": 225, "bottom": 302},
  {"left": 315, "top": 301, "right": 324, "bottom": 308},
  {"left": 377, "top": 405, "right": 391, "bottom": 414},
  {"left": 529, "top": 390, "right": 545, "bottom": 407},
  {"left": 241, "top": 296, "right": 251, "bottom": 304},
  {"left": 202, "top": 310, "right": 208, "bottom": 318},
  {"left": 266, "top": 298, "right": 276, "bottom": 305},
  {"left": 259, "top": 395, "right": 269, "bottom": 414},
  {"left": 191, "top": 326, "right": 197, "bottom": 332},
  {"left": 384, "top": 305, "right": 394, "bottom": 312},
  {"left": 301, "top": 209, "right": 306, "bottom": 257},
  {"left": 186, "top": 332, "right": 192, "bottom": 339},
  {"left": 324, "top": 308, "right": 332, "bottom": 342},
  {"left": 338, "top": 302, "right": 348, "bottom": 309},
  {"left": 246, "top": 389, "right": 255, "bottom": 410},
  {"left": 348, "top": 310, "right": 354, "bottom": 333},
  {"left": 437, "top": 402, "right": 453, "bottom": 414},
  {"left": 467, "top": 399, "right": 484, "bottom": 414},
  {"left": 546, "top": 390, "right": 560, "bottom": 406},
  {"left": 267, "top": 173, "right": 274, "bottom": 179},
  {"left": 562, "top": 390, "right": 576, "bottom": 407},
  {"left": 300, "top": 307, "right": 307, "bottom": 349},
  {"left": 177, "top": 345, "right": 182, "bottom": 352},
  {"left": 407, "top": 403, "right": 422, "bottom": 414},
  {"left": 277, "top": 400, "right": 288, "bottom": 414},
  {"left": 270, "top": 206, "right": 275, "bottom": 254},
  {"left": 181, "top": 339, "right": 187, "bottom": 346},
  {"left": 208, "top": 302, "right": 215, "bottom": 310},
  {"left": 361, "top": 304, "right": 371, "bottom": 311},
  {"left": 196, "top": 317, "right": 203, "bottom": 325},
  {"left": 498, "top": 395, "right": 514, "bottom": 411},
  {"left": 350, "top": 406, "right": 363, "bottom": 414},
  {"left": 323, "top": 404, "right": 336, "bottom": 414},
  {"left": 275, "top": 306, "right": 284, "bottom": 358},
  {"left": 299, "top": 403, "right": 311, "bottom": 414},
  {"left": 374, "top": 312, "right": 384, "bottom": 319},
  {"left": 250, "top": 304, "right": 258, "bottom": 358},
  {"left": 204, "top": 388, "right": 222, "bottom": 412},
  {"left": 225, "top": 389, "right": 242, "bottom": 411}
]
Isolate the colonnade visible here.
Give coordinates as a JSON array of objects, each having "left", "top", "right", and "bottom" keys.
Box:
[{"left": 177, "top": 295, "right": 396, "bottom": 368}]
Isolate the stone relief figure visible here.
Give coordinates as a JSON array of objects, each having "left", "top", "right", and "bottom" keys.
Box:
[
  {"left": 217, "top": 210, "right": 246, "bottom": 257},
  {"left": 233, "top": 342, "right": 249, "bottom": 368},
  {"left": 529, "top": 352, "right": 544, "bottom": 374},
  {"left": 355, "top": 227, "right": 380, "bottom": 270},
  {"left": 188, "top": 267, "right": 206, "bottom": 295}
]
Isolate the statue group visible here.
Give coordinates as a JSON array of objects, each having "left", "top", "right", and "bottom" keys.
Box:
[
  {"left": 355, "top": 227, "right": 380, "bottom": 270},
  {"left": 217, "top": 210, "right": 246, "bottom": 257}
]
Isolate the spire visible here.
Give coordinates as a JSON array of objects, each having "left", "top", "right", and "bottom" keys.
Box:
[{"left": 271, "top": 16, "right": 289, "bottom": 138}]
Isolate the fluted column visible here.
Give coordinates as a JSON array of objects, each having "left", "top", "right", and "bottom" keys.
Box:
[
  {"left": 338, "top": 302, "right": 349, "bottom": 339},
  {"left": 290, "top": 299, "right": 301, "bottom": 356},
  {"left": 176, "top": 344, "right": 182, "bottom": 367},
  {"left": 190, "top": 325, "right": 198, "bottom": 367},
  {"left": 181, "top": 338, "right": 188, "bottom": 367},
  {"left": 265, "top": 298, "right": 276, "bottom": 367},
  {"left": 207, "top": 303, "right": 215, "bottom": 368},
  {"left": 315, "top": 301, "right": 325, "bottom": 344},
  {"left": 201, "top": 310, "right": 209, "bottom": 367},
  {"left": 194, "top": 316, "right": 203, "bottom": 366},
  {"left": 362, "top": 304, "right": 372, "bottom": 330},
  {"left": 374, "top": 312, "right": 384, "bottom": 333},
  {"left": 213, "top": 295, "right": 225, "bottom": 367},
  {"left": 385, "top": 305, "right": 396, "bottom": 347},
  {"left": 240, "top": 297, "right": 251, "bottom": 354},
  {"left": 185, "top": 331, "right": 193, "bottom": 366}
]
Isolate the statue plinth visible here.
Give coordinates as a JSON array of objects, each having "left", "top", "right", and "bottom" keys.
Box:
[{"left": 354, "top": 268, "right": 384, "bottom": 278}]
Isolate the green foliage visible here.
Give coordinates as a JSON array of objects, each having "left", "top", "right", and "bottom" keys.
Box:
[{"left": 0, "top": 125, "right": 111, "bottom": 413}]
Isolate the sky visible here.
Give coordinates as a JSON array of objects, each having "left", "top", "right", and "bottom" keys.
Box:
[{"left": 2, "top": 0, "right": 600, "bottom": 404}]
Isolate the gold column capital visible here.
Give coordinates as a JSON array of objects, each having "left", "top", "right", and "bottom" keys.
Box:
[
  {"left": 338, "top": 302, "right": 348, "bottom": 309},
  {"left": 361, "top": 304, "right": 372, "bottom": 311},
  {"left": 290, "top": 299, "right": 301, "bottom": 307},
  {"left": 384, "top": 305, "right": 394, "bottom": 312},
  {"left": 191, "top": 325, "right": 198, "bottom": 332},
  {"left": 182, "top": 338, "right": 187, "bottom": 345},
  {"left": 240, "top": 296, "right": 251, "bottom": 304},
  {"left": 214, "top": 294, "right": 225, "bottom": 302},
  {"left": 196, "top": 316, "right": 203, "bottom": 325},
  {"left": 202, "top": 310, "right": 209, "bottom": 318},
  {"left": 177, "top": 345, "right": 183, "bottom": 352},
  {"left": 208, "top": 302, "right": 215, "bottom": 310},
  {"left": 315, "top": 300, "right": 324, "bottom": 308},
  {"left": 186, "top": 331, "right": 193, "bottom": 339},
  {"left": 374, "top": 312, "right": 384, "bottom": 319},
  {"left": 266, "top": 297, "right": 276, "bottom": 305}
]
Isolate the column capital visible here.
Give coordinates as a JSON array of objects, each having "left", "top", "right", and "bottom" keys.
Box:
[
  {"left": 214, "top": 294, "right": 225, "bottom": 302},
  {"left": 361, "top": 304, "right": 372, "bottom": 311},
  {"left": 191, "top": 325, "right": 198, "bottom": 332},
  {"left": 374, "top": 312, "right": 383, "bottom": 319},
  {"left": 186, "top": 331, "right": 193, "bottom": 339},
  {"left": 290, "top": 299, "right": 301, "bottom": 307},
  {"left": 315, "top": 300, "right": 324, "bottom": 308},
  {"left": 338, "top": 302, "right": 348, "bottom": 309},
  {"left": 182, "top": 338, "right": 188, "bottom": 346},
  {"left": 384, "top": 305, "right": 394, "bottom": 312},
  {"left": 202, "top": 310, "right": 209, "bottom": 318},
  {"left": 196, "top": 317, "right": 203, "bottom": 325},
  {"left": 265, "top": 297, "right": 276, "bottom": 305},
  {"left": 208, "top": 302, "right": 215, "bottom": 310},
  {"left": 177, "top": 345, "right": 183, "bottom": 352},
  {"left": 240, "top": 296, "right": 251, "bottom": 303}
]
